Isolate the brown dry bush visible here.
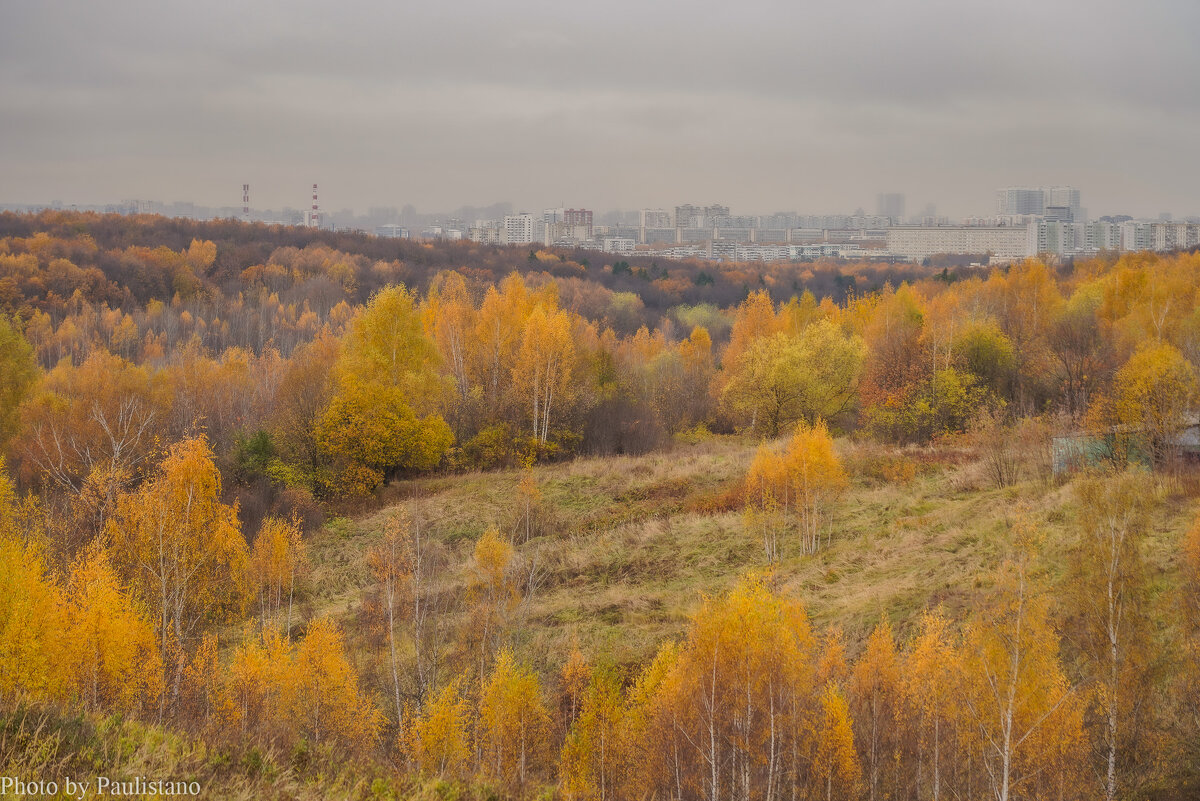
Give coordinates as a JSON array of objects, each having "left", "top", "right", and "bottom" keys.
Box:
[
  {"left": 684, "top": 481, "right": 744, "bottom": 514},
  {"left": 842, "top": 439, "right": 921, "bottom": 487}
]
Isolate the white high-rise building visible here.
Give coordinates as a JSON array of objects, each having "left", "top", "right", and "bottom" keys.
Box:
[
  {"left": 503, "top": 214, "right": 537, "bottom": 245},
  {"left": 1028, "top": 220, "right": 1085, "bottom": 256},
  {"left": 1084, "top": 221, "right": 1121, "bottom": 252}
]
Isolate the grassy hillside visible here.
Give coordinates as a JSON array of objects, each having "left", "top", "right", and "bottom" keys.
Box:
[
  {"left": 7, "top": 436, "right": 1195, "bottom": 799},
  {"left": 305, "top": 434, "right": 1197, "bottom": 674}
]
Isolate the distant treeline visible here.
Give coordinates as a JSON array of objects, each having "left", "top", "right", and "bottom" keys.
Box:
[
  {"left": 3, "top": 212, "right": 1200, "bottom": 520},
  {"left": 0, "top": 210, "right": 937, "bottom": 326}
]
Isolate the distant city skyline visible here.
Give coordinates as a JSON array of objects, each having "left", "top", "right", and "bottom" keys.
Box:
[
  {"left": 8, "top": 189, "right": 1198, "bottom": 266},
  {"left": 7, "top": 185, "right": 1197, "bottom": 228},
  {"left": 3, "top": 1, "right": 1198, "bottom": 220},
  {"left": 3, "top": 182, "right": 1194, "bottom": 229}
]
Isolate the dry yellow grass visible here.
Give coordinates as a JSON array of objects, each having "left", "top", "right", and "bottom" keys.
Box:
[
  {"left": 305, "top": 435, "right": 1198, "bottom": 673},
  {"left": 0, "top": 698, "right": 398, "bottom": 801}
]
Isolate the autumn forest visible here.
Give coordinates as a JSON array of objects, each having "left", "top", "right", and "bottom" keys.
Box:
[{"left": 3, "top": 211, "right": 1200, "bottom": 800}]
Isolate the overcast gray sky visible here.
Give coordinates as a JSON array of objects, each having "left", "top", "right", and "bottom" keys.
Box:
[{"left": 3, "top": 0, "right": 1198, "bottom": 219}]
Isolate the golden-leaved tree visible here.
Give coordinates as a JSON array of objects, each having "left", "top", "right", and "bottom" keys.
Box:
[
  {"left": 405, "top": 680, "right": 471, "bottom": 779},
  {"left": 479, "top": 647, "right": 552, "bottom": 796},
  {"left": 901, "top": 608, "right": 959, "bottom": 801},
  {"left": 286, "top": 617, "right": 383, "bottom": 750},
  {"left": 269, "top": 330, "right": 340, "bottom": 486},
  {"left": 859, "top": 283, "right": 928, "bottom": 417},
  {"left": 721, "top": 323, "right": 865, "bottom": 437},
  {"left": 2, "top": 461, "right": 163, "bottom": 714},
  {"left": 0, "top": 314, "right": 37, "bottom": 450},
  {"left": 559, "top": 665, "right": 626, "bottom": 801},
  {"left": 560, "top": 641, "right": 590, "bottom": 728},
  {"left": 811, "top": 682, "right": 862, "bottom": 801},
  {"left": 744, "top": 443, "right": 788, "bottom": 563},
  {"left": 958, "top": 520, "right": 1086, "bottom": 801},
  {"left": 218, "top": 619, "right": 380, "bottom": 753},
  {"left": 423, "top": 271, "right": 477, "bottom": 433},
  {"left": 19, "top": 348, "right": 171, "bottom": 539},
  {"left": 0, "top": 464, "right": 68, "bottom": 701},
  {"left": 465, "top": 527, "right": 521, "bottom": 678},
  {"left": 784, "top": 419, "right": 848, "bottom": 554},
  {"left": 620, "top": 641, "right": 682, "bottom": 796},
  {"left": 317, "top": 284, "right": 452, "bottom": 495},
  {"left": 473, "top": 273, "right": 546, "bottom": 420},
  {"left": 743, "top": 420, "right": 848, "bottom": 559},
  {"left": 633, "top": 574, "right": 825, "bottom": 801},
  {"left": 221, "top": 625, "right": 290, "bottom": 743},
  {"left": 248, "top": 515, "right": 307, "bottom": 637},
  {"left": 1049, "top": 286, "right": 1111, "bottom": 418},
  {"left": 675, "top": 324, "right": 716, "bottom": 430},
  {"left": 106, "top": 436, "right": 246, "bottom": 698},
  {"left": 850, "top": 618, "right": 902, "bottom": 801},
  {"left": 512, "top": 304, "right": 578, "bottom": 447},
  {"left": 1067, "top": 471, "right": 1157, "bottom": 801},
  {"left": 65, "top": 540, "right": 163, "bottom": 713},
  {"left": 1110, "top": 341, "right": 1198, "bottom": 466},
  {"left": 985, "top": 259, "right": 1063, "bottom": 410},
  {"left": 717, "top": 289, "right": 784, "bottom": 397},
  {"left": 514, "top": 469, "right": 543, "bottom": 544}
]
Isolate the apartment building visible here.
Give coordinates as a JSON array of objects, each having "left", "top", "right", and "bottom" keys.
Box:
[{"left": 886, "top": 225, "right": 1031, "bottom": 262}]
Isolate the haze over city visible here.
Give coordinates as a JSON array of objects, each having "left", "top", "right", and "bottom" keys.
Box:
[{"left": 3, "top": 0, "right": 1198, "bottom": 220}]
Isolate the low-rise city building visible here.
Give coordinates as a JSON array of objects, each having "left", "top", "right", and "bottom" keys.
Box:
[{"left": 886, "top": 225, "right": 1031, "bottom": 263}]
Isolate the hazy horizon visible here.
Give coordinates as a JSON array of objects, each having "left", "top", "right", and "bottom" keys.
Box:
[{"left": 3, "top": 0, "right": 1198, "bottom": 220}]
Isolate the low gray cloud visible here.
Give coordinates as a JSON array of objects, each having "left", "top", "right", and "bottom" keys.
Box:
[{"left": 2, "top": 0, "right": 1197, "bottom": 217}]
